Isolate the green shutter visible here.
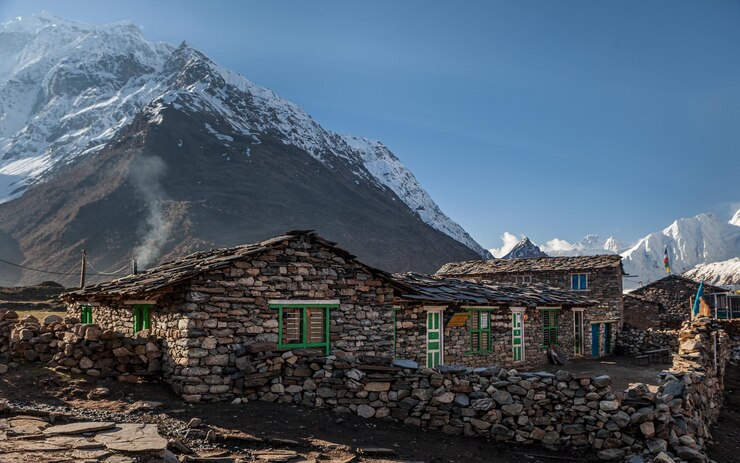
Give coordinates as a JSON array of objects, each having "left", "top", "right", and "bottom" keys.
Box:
[{"left": 273, "top": 304, "right": 335, "bottom": 355}]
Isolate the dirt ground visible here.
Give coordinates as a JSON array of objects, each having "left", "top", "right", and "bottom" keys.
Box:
[{"left": 0, "top": 364, "right": 598, "bottom": 463}]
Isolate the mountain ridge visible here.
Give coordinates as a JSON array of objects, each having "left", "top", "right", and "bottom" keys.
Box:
[{"left": 0, "top": 13, "right": 489, "bottom": 284}]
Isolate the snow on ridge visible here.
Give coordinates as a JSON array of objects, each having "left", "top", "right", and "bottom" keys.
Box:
[
  {"left": 683, "top": 257, "right": 740, "bottom": 286},
  {"left": 340, "top": 135, "right": 491, "bottom": 258},
  {"left": 731, "top": 208, "right": 740, "bottom": 226},
  {"left": 621, "top": 212, "right": 740, "bottom": 290},
  {"left": 0, "top": 14, "right": 490, "bottom": 258}
]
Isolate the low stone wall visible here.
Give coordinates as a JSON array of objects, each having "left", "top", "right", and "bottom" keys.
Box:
[
  {"left": 0, "top": 311, "right": 162, "bottom": 379},
  {"left": 616, "top": 327, "right": 679, "bottom": 357},
  {"left": 231, "top": 318, "right": 729, "bottom": 462}
]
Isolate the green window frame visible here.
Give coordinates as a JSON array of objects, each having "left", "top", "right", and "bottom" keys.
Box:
[
  {"left": 467, "top": 308, "right": 495, "bottom": 354},
  {"left": 541, "top": 309, "right": 559, "bottom": 347},
  {"left": 80, "top": 305, "right": 93, "bottom": 324},
  {"left": 270, "top": 303, "right": 337, "bottom": 355},
  {"left": 133, "top": 304, "right": 152, "bottom": 334}
]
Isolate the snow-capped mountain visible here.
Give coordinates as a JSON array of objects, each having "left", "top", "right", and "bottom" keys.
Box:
[
  {"left": 541, "top": 234, "right": 623, "bottom": 256},
  {"left": 683, "top": 258, "right": 740, "bottom": 287},
  {"left": 502, "top": 237, "right": 549, "bottom": 258},
  {"left": 0, "top": 13, "right": 489, "bottom": 284},
  {"left": 621, "top": 211, "right": 740, "bottom": 289}
]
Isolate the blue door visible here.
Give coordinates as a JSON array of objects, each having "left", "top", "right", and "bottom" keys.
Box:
[{"left": 591, "top": 323, "right": 600, "bottom": 357}]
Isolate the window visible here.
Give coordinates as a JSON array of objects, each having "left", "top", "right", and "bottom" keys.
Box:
[
  {"left": 542, "top": 309, "right": 558, "bottom": 346},
  {"left": 271, "top": 302, "right": 336, "bottom": 355},
  {"left": 133, "top": 305, "right": 152, "bottom": 334},
  {"left": 514, "top": 275, "right": 532, "bottom": 284},
  {"left": 468, "top": 308, "right": 495, "bottom": 353},
  {"left": 571, "top": 273, "right": 588, "bottom": 290},
  {"left": 80, "top": 305, "right": 93, "bottom": 324}
]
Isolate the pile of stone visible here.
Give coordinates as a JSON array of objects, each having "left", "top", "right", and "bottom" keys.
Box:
[
  {"left": 0, "top": 311, "right": 162, "bottom": 379},
  {"left": 616, "top": 327, "right": 679, "bottom": 357}
]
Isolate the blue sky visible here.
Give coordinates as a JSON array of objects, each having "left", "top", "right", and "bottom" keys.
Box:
[{"left": 1, "top": 0, "right": 739, "bottom": 251}]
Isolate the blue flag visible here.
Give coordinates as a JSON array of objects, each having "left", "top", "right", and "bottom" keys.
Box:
[{"left": 692, "top": 281, "right": 704, "bottom": 317}]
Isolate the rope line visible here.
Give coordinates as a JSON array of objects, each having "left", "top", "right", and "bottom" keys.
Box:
[{"left": 0, "top": 257, "right": 128, "bottom": 277}]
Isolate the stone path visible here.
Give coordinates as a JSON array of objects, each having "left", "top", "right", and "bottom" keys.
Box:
[{"left": 0, "top": 415, "right": 164, "bottom": 462}]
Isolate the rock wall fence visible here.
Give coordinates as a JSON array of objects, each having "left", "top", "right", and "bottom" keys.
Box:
[
  {"left": 616, "top": 328, "right": 679, "bottom": 358},
  {"left": 0, "top": 311, "right": 162, "bottom": 379},
  {"left": 232, "top": 318, "right": 729, "bottom": 462}
]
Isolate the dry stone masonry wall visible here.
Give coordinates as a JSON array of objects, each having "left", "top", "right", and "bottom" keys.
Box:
[{"left": 0, "top": 311, "right": 162, "bottom": 379}]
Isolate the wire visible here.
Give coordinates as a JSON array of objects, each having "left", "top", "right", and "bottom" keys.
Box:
[
  {"left": 0, "top": 256, "right": 128, "bottom": 277},
  {"left": 85, "top": 260, "right": 130, "bottom": 276}
]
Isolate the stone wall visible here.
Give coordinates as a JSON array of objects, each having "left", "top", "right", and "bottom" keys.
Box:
[
  {"left": 0, "top": 311, "right": 162, "bottom": 379},
  {"left": 616, "top": 327, "right": 679, "bottom": 357},
  {"left": 623, "top": 294, "right": 662, "bottom": 330},
  {"left": 222, "top": 318, "right": 729, "bottom": 462}
]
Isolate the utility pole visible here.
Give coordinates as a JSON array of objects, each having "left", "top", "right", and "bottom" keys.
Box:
[{"left": 80, "top": 249, "right": 87, "bottom": 288}]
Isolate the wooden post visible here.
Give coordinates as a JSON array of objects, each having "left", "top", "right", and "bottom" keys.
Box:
[{"left": 80, "top": 249, "right": 87, "bottom": 289}]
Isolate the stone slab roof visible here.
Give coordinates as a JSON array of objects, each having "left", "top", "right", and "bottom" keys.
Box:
[
  {"left": 63, "top": 231, "right": 392, "bottom": 300},
  {"left": 436, "top": 255, "right": 623, "bottom": 276},
  {"left": 393, "top": 273, "right": 598, "bottom": 307},
  {"left": 630, "top": 274, "right": 724, "bottom": 295}
]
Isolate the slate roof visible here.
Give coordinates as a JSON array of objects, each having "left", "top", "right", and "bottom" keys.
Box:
[
  {"left": 436, "top": 255, "right": 623, "bottom": 276},
  {"left": 63, "top": 231, "right": 392, "bottom": 300},
  {"left": 393, "top": 273, "right": 598, "bottom": 307},
  {"left": 629, "top": 274, "right": 724, "bottom": 295}
]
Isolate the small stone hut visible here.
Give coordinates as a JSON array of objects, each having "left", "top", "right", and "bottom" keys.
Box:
[
  {"left": 435, "top": 255, "right": 625, "bottom": 359},
  {"left": 627, "top": 275, "right": 723, "bottom": 328},
  {"left": 391, "top": 273, "right": 599, "bottom": 368},
  {"left": 62, "top": 231, "right": 398, "bottom": 402}
]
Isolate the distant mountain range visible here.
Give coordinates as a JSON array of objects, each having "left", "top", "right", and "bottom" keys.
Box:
[
  {"left": 0, "top": 13, "right": 490, "bottom": 285},
  {"left": 489, "top": 209, "right": 740, "bottom": 290}
]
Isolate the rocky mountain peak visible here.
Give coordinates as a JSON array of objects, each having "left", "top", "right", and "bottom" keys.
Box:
[{"left": 503, "top": 237, "right": 549, "bottom": 259}]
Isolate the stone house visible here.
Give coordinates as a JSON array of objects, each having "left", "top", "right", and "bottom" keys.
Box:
[
  {"left": 622, "top": 294, "right": 662, "bottom": 330},
  {"left": 391, "top": 273, "right": 599, "bottom": 368},
  {"left": 62, "top": 231, "right": 398, "bottom": 402},
  {"left": 626, "top": 275, "right": 724, "bottom": 328},
  {"left": 436, "top": 255, "right": 624, "bottom": 359}
]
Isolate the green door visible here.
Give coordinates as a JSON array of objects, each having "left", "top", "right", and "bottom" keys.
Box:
[
  {"left": 426, "top": 310, "right": 442, "bottom": 368},
  {"left": 512, "top": 311, "right": 524, "bottom": 362}
]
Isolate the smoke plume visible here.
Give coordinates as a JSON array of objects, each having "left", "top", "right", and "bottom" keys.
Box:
[{"left": 129, "top": 155, "right": 172, "bottom": 268}]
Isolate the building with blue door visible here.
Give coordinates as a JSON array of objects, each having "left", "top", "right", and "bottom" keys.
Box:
[
  {"left": 437, "top": 255, "right": 625, "bottom": 359},
  {"left": 391, "top": 273, "right": 599, "bottom": 369}
]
